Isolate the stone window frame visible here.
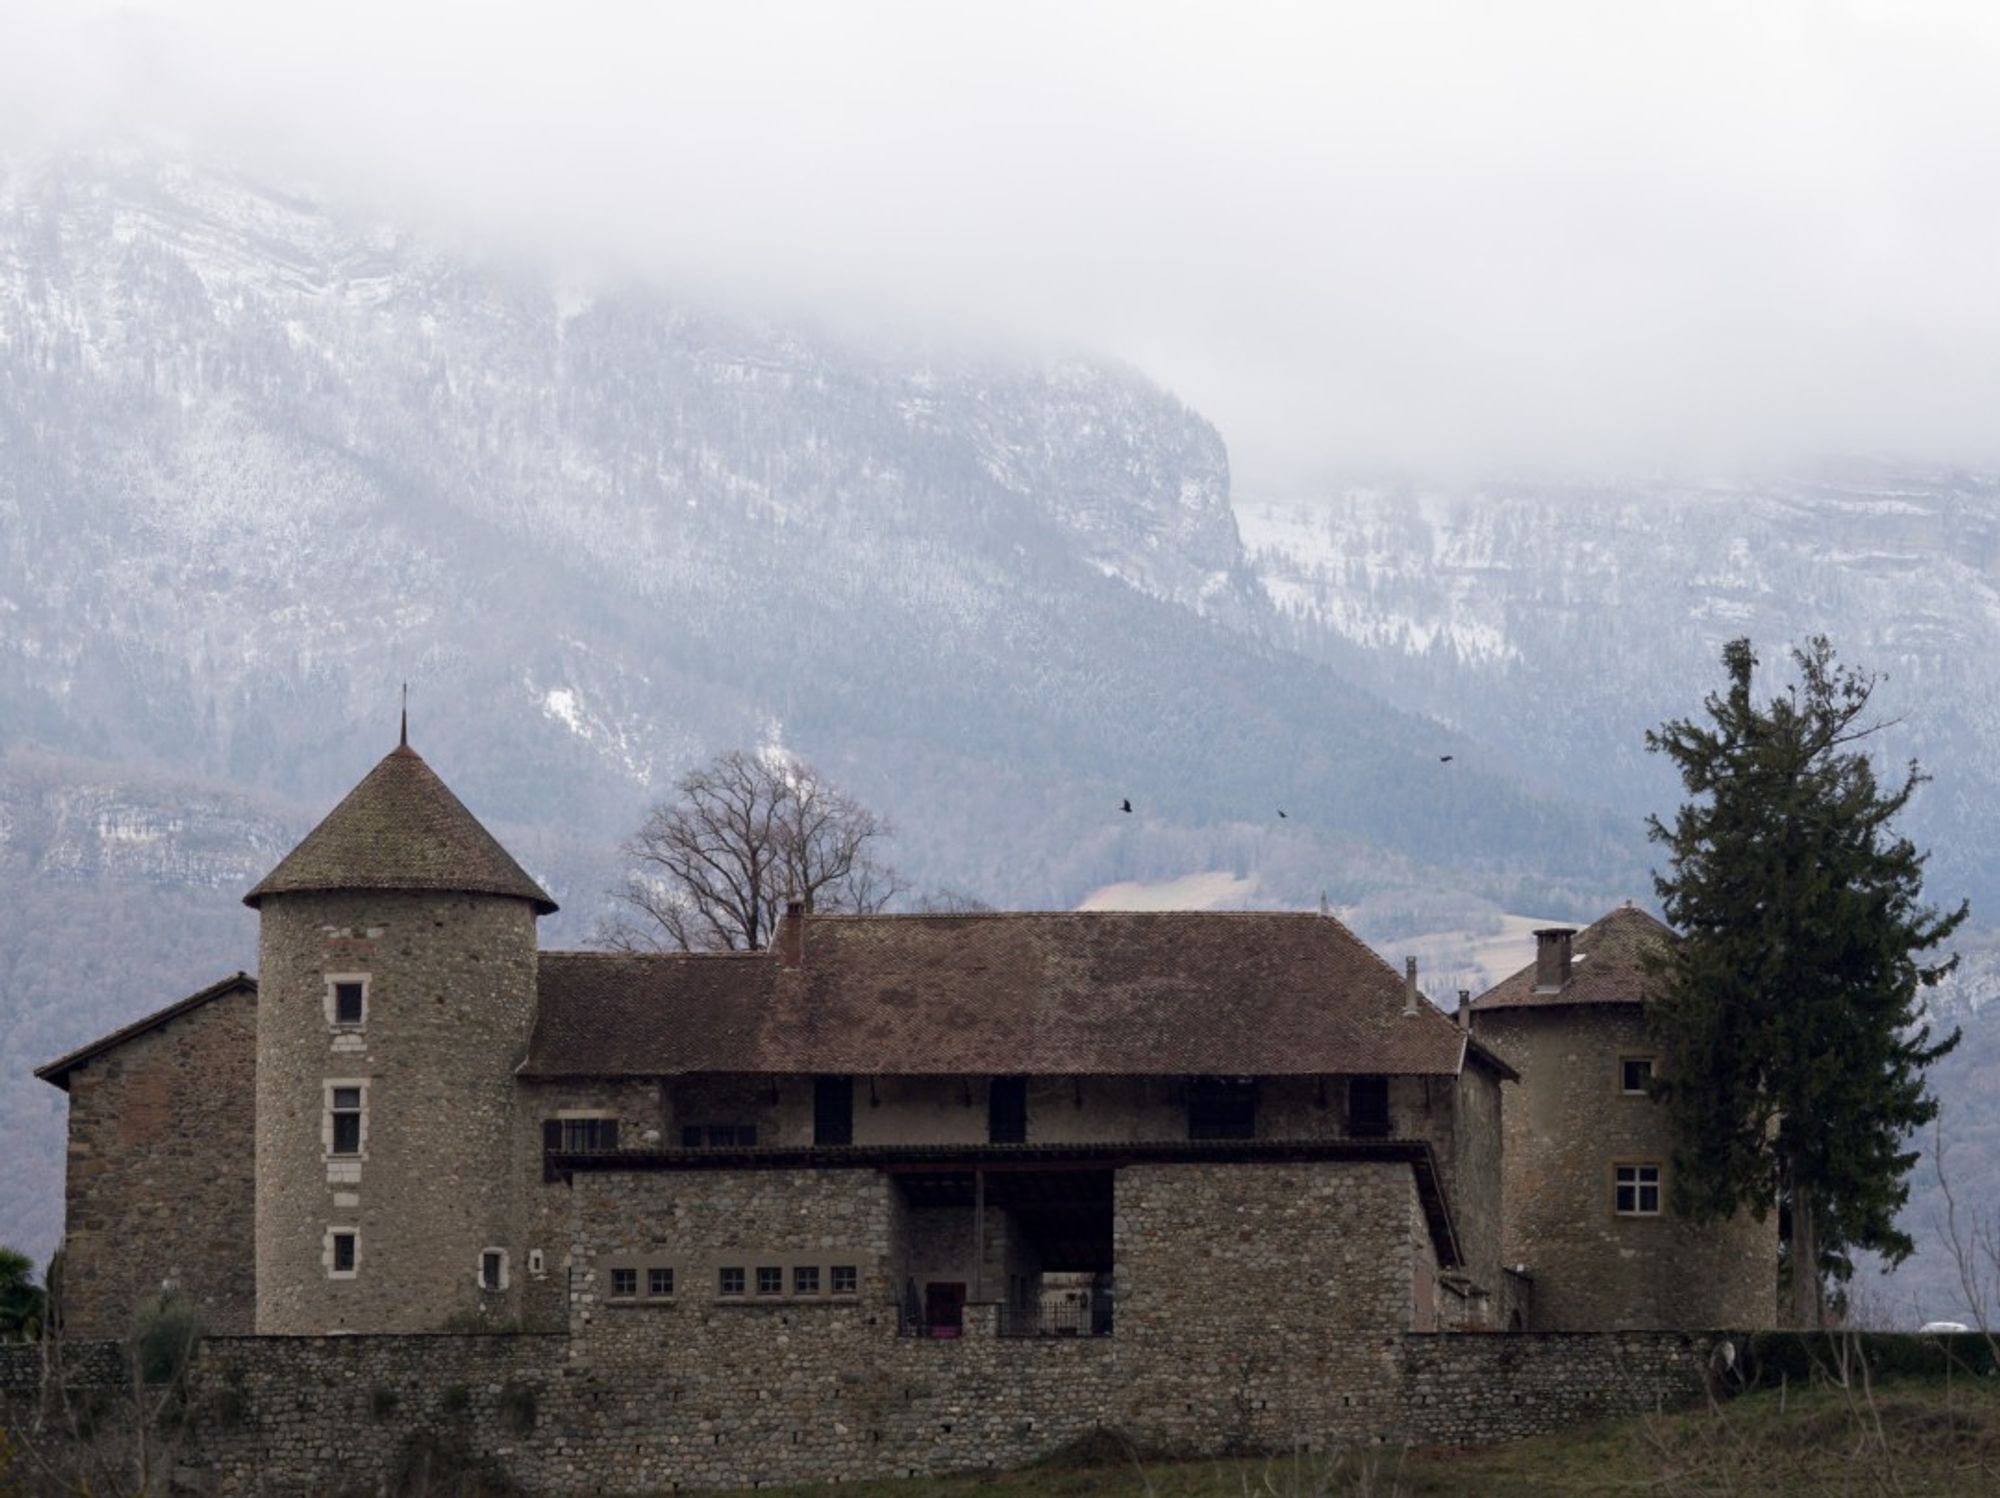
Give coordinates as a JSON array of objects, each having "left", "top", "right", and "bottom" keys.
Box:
[
  {"left": 718, "top": 1266, "right": 746, "bottom": 1297},
  {"left": 325, "top": 1226, "right": 361, "bottom": 1279},
  {"left": 830, "top": 1264, "right": 858, "bottom": 1296},
  {"left": 599, "top": 1260, "right": 678, "bottom": 1304},
  {"left": 793, "top": 1264, "right": 821, "bottom": 1297},
  {"left": 478, "top": 1247, "right": 509, "bottom": 1293},
  {"left": 323, "top": 1078, "right": 370, "bottom": 1160},
  {"left": 1611, "top": 1160, "right": 1664, "bottom": 1217},
  {"left": 324, "top": 973, "right": 370, "bottom": 1030},
  {"left": 527, "top": 1248, "right": 547, "bottom": 1278},
  {"left": 1618, "top": 1055, "right": 1657, "bottom": 1096}
]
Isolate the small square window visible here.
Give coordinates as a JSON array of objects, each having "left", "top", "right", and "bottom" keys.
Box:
[
  {"left": 793, "top": 1265, "right": 820, "bottom": 1296},
  {"left": 610, "top": 1267, "right": 637, "bottom": 1298},
  {"left": 830, "top": 1265, "right": 857, "bottom": 1295},
  {"left": 756, "top": 1266, "right": 783, "bottom": 1296},
  {"left": 331, "top": 1231, "right": 357, "bottom": 1275},
  {"left": 1621, "top": 1058, "right": 1655, "bottom": 1095},
  {"left": 648, "top": 1267, "right": 674, "bottom": 1298},
  {"left": 719, "top": 1267, "right": 745, "bottom": 1296},
  {"left": 1615, "top": 1163, "right": 1663, "bottom": 1216},
  {"left": 333, "top": 981, "right": 365, "bottom": 1026}
]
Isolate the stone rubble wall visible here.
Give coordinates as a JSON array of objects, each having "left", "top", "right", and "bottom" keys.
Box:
[{"left": 0, "top": 1327, "right": 1717, "bottom": 1495}]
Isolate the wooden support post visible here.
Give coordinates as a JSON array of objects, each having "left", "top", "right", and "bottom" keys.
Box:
[{"left": 973, "top": 1167, "right": 986, "bottom": 1304}]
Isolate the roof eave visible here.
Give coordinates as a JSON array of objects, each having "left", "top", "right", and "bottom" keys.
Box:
[{"left": 35, "top": 973, "right": 258, "bottom": 1091}]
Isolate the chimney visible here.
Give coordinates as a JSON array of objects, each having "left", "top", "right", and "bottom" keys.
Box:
[
  {"left": 777, "top": 899, "right": 806, "bottom": 969},
  {"left": 1533, "top": 928, "right": 1575, "bottom": 993},
  {"left": 1456, "top": 988, "right": 1471, "bottom": 1030},
  {"left": 1403, "top": 956, "right": 1419, "bottom": 1017}
]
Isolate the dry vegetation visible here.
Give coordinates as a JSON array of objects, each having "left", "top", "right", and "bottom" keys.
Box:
[{"left": 702, "top": 1373, "right": 2000, "bottom": 1498}]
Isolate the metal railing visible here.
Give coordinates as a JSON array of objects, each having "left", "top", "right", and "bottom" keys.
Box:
[{"left": 997, "top": 1298, "right": 1113, "bottom": 1338}]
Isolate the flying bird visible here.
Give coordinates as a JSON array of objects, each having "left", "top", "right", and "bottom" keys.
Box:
[
  {"left": 1277, "top": 810, "right": 1288, "bottom": 818},
  {"left": 1120, "top": 798, "right": 1132, "bottom": 813},
  {"left": 1439, "top": 755, "right": 1455, "bottom": 763}
]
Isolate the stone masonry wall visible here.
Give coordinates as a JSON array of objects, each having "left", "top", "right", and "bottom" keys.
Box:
[
  {"left": 55, "top": 981, "right": 258, "bottom": 1339},
  {"left": 256, "top": 891, "right": 542, "bottom": 1336},
  {"left": 1475, "top": 1006, "right": 1776, "bottom": 1331},
  {"left": 0, "top": 1325, "right": 1718, "bottom": 1496}
]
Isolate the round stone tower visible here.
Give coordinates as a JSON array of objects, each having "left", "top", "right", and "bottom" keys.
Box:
[{"left": 245, "top": 734, "right": 556, "bottom": 1334}]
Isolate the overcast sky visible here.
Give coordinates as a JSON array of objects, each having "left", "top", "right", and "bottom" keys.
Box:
[{"left": 7, "top": 1, "right": 2000, "bottom": 490}]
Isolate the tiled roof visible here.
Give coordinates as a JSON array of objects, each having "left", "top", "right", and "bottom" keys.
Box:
[
  {"left": 35, "top": 973, "right": 257, "bottom": 1091},
  {"left": 523, "top": 910, "right": 1512, "bottom": 1079},
  {"left": 244, "top": 745, "right": 556, "bottom": 914},
  {"left": 1472, "top": 905, "right": 1674, "bottom": 1011}
]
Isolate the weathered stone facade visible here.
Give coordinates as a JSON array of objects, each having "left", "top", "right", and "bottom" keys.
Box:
[
  {"left": 255, "top": 890, "right": 541, "bottom": 1334},
  {"left": 46, "top": 980, "right": 258, "bottom": 1339},
  {"left": 1474, "top": 1004, "right": 1776, "bottom": 1330}
]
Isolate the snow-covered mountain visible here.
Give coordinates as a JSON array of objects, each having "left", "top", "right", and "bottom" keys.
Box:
[
  {"left": 0, "top": 148, "right": 1637, "bottom": 1267},
  {"left": 1237, "top": 471, "right": 2000, "bottom": 915}
]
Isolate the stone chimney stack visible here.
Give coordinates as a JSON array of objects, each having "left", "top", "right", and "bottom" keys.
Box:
[
  {"left": 777, "top": 899, "right": 806, "bottom": 969},
  {"left": 1533, "top": 928, "right": 1575, "bottom": 993},
  {"left": 1456, "top": 988, "right": 1471, "bottom": 1029},
  {"left": 1403, "top": 956, "right": 1419, "bottom": 1017}
]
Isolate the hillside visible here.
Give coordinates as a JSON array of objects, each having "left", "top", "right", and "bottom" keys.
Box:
[{"left": 0, "top": 149, "right": 1640, "bottom": 1270}]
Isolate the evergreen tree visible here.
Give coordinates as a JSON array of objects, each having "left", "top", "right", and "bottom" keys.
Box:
[{"left": 1646, "top": 637, "right": 1966, "bottom": 1328}]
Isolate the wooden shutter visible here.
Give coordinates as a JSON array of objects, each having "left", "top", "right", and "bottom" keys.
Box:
[{"left": 542, "top": 1118, "right": 562, "bottom": 1182}]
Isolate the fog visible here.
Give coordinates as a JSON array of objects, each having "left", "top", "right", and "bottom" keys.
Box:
[{"left": 7, "top": 0, "right": 2000, "bottom": 491}]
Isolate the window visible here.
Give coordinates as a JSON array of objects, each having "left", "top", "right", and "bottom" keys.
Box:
[
  {"left": 793, "top": 1265, "right": 820, "bottom": 1296},
  {"left": 331, "top": 979, "right": 366, "bottom": 1026},
  {"left": 1348, "top": 1075, "right": 1391, "bottom": 1138},
  {"left": 756, "top": 1266, "right": 783, "bottom": 1296},
  {"left": 648, "top": 1267, "right": 674, "bottom": 1298},
  {"left": 480, "top": 1250, "right": 507, "bottom": 1292},
  {"left": 682, "top": 1125, "right": 758, "bottom": 1148},
  {"left": 329, "top": 1229, "right": 358, "bottom": 1278},
  {"left": 1614, "top": 1163, "right": 1663, "bottom": 1216},
  {"left": 1621, "top": 1057, "right": 1656, "bottom": 1095},
  {"left": 610, "top": 1267, "right": 637, "bottom": 1298},
  {"left": 719, "top": 1267, "right": 746, "bottom": 1296},
  {"left": 1188, "top": 1076, "right": 1258, "bottom": 1140},
  {"left": 988, "top": 1076, "right": 1028, "bottom": 1144},
  {"left": 324, "top": 975, "right": 368, "bottom": 1027},
  {"left": 830, "top": 1265, "right": 857, "bottom": 1296},
  {"left": 528, "top": 1249, "right": 546, "bottom": 1277},
  {"left": 329, "top": 1085, "right": 364, "bottom": 1156},
  {"left": 560, "top": 1117, "right": 620, "bottom": 1152},
  {"left": 814, "top": 1075, "right": 854, "bottom": 1146}
]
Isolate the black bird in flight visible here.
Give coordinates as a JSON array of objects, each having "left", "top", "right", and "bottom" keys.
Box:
[
  {"left": 1439, "top": 755, "right": 1455, "bottom": 763},
  {"left": 1120, "top": 798, "right": 1133, "bottom": 813},
  {"left": 1277, "top": 809, "right": 1288, "bottom": 818}
]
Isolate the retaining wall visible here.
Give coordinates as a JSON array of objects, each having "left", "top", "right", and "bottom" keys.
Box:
[{"left": 0, "top": 1326, "right": 1718, "bottom": 1495}]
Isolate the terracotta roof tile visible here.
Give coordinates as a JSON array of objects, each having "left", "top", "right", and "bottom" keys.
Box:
[
  {"left": 244, "top": 746, "right": 556, "bottom": 914},
  {"left": 1473, "top": 905, "right": 1673, "bottom": 1011},
  {"left": 524, "top": 911, "right": 1490, "bottom": 1078}
]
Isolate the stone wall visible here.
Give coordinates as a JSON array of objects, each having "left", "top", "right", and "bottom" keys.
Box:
[
  {"left": 55, "top": 980, "right": 258, "bottom": 1339},
  {"left": 1474, "top": 1006, "right": 1776, "bottom": 1331},
  {"left": 255, "top": 891, "right": 542, "bottom": 1335},
  {"left": 0, "top": 1325, "right": 1719, "bottom": 1496}
]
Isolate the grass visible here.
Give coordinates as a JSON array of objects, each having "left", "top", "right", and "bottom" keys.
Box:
[{"left": 704, "top": 1375, "right": 2000, "bottom": 1497}]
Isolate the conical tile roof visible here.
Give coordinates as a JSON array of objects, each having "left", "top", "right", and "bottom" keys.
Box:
[{"left": 244, "top": 745, "right": 557, "bottom": 914}]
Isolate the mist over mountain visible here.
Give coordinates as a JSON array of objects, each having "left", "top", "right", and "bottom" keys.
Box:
[
  {"left": 0, "top": 149, "right": 1640, "bottom": 1266},
  {"left": 5, "top": 147, "right": 1998, "bottom": 1320}
]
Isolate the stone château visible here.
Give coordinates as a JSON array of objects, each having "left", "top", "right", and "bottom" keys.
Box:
[{"left": 25, "top": 737, "right": 1777, "bottom": 1484}]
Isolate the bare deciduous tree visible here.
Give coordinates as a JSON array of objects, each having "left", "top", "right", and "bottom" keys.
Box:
[{"left": 599, "top": 749, "right": 902, "bottom": 952}]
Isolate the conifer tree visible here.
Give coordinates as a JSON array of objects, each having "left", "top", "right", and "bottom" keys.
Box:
[{"left": 1646, "top": 636, "right": 1965, "bottom": 1328}]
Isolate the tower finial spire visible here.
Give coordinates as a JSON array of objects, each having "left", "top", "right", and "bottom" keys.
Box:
[{"left": 400, "top": 682, "right": 408, "bottom": 748}]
